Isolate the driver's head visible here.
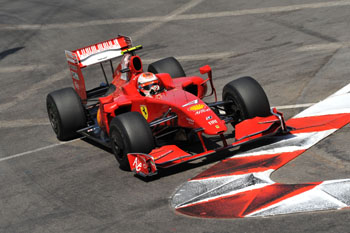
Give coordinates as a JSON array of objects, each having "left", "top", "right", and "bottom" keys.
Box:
[{"left": 138, "top": 72, "right": 160, "bottom": 96}]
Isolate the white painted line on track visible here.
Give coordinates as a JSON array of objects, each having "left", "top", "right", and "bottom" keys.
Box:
[
  {"left": 131, "top": 0, "right": 204, "bottom": 40},
  {"left": 0, "top": 138, "right": 82, "bottom": 163},
  {"left": 0, "top": 16, "right": 160, "bottom": 30},
  {"left": 295, "top": 42, "right": 350, "bottom": 52},
  {"left": 142, "top": 51, "right": 238, "bottom": 64},
  {"left": 2, "top": 40, "right": 350, "bottom": 74},
  {"left": 0, "top": 102, "right": 318, "bottom": 161},
  {"left": 274, "top": 103, "right": 315, "bottom": 110},
  {"left": 0, "top": 69, "right": 69, "bottom": 112},
  {"left": 0, "top": 64, "right": 49, "bottom": 73},
  {"left": 0, "top": 51, "right": 240, "bottom": 74},
  {"left": 0, "top": 0, "right": 202, "bottom": 114},
  {"left": 1, "top": 1, "right": 350, "bottom": 31},
  {"left": 0, "top": 119, "right": 50, "bottom": 128},
  {"left": 174, "top": 1, "right": 350, "bottom": 21}
]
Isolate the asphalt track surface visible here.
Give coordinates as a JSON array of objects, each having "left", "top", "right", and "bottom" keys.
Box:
[{"left": 0, "top": 0, "right": 349, "bottom": 232}]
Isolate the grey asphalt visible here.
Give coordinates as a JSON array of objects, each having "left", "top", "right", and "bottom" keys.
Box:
[{"left": 0, "top": 0, "right": 349, "bottom": 232}]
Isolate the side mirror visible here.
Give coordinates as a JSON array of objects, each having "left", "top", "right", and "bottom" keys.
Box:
[
  {"left": 199, "top": 65, "right": 212, "bottom": 74},
  {"left": 199, "top": 65, "right": 217, "bottom": 102}
]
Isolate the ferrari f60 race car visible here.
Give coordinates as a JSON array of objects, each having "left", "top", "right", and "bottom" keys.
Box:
[{"left": 46, "top": 35, "right": 287, "bottom": 177}]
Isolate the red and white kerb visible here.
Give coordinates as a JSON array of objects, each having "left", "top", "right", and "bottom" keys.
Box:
[{"left": 171, "top": 83, "right": 350, "bottom": 218}]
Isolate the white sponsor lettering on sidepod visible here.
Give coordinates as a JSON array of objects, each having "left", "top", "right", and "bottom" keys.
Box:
[
  {"left": 208, "top": 119, "right": 218, "bottom": 125},
  {"left": 195, "top": 108, "right": 210, "bottom": 115}
]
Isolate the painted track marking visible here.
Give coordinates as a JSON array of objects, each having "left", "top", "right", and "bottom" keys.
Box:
[
  {"left": 1, "top": 1, "right": 350, "bottom": 31},
  {"left": 0, "top": 64, "right": 49, "bottom": 73},
  {"left": 0, "top": 0, "right": 202, "bottom": 113},
  {"left": 274, "top": 103, "right": 315, "bottom": 110},
  {"left": 131, "top": 0, "right": 204, "bottom": 40},
  {"left": 0, "top": 101, "right": 338, "bottom": 161},
  {"left": 0, "top": 118, "right": 50, "bottom": 128},
  {"left": 2, "top": 41, "right": 350, "bottom": 74},
  {"left": 0, "top": 69, "right": 69, "bottom": 112},
  {"left": 0, "top": 138, "right": 82, "bottom": 163}
]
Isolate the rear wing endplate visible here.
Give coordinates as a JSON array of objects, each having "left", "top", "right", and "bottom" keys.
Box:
[{"left": 65, "top": 35, "right": 132, "bottom": 100}]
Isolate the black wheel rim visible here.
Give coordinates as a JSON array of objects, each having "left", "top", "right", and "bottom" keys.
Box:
[
  {"left": 47, "top": 101, "right": 60, "bottom": 135},
  {"left": 225, "top": 95, "right": 244, "bottom": 124},
  {"left": 111, "top": 130, "right": 125, "bottom": 161}
]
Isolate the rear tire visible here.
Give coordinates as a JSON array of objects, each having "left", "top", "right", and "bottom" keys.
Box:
[
  {"left": 109, "top": 112, "right": 155, "bottom": 170},
  {"left": 222, "top": 76, "right": 270, "bottom": 125},
  {"left": 46, "top": 87, "right": 87, "bottom": 141},
  {"left": 148, "top": 57, "right": 186, "bottom": 78}
]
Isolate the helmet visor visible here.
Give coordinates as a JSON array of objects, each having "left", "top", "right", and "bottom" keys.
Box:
[{"left": 140, "top": 80, "right": 158, "bottom": 90}]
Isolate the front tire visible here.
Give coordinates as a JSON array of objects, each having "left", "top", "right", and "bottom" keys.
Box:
[
  {"left": 46, "top": 87, "right": 87, "bottom": 141},
  {"left": 222, "top": 76, "right": 271, "bottom": 125},
  {"left": 148, "top": 57, "right": 186, "bottom": 78},
  {"left": 109, "top": 112, "right": 155, "bottom": 170}
]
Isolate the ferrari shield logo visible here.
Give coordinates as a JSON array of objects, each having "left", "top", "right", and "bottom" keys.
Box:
[{"left": 140, "top": 105, "right": 148, "bottom": 120}]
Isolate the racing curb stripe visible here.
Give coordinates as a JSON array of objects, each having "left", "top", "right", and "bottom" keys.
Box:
[
  {"left": 176, "top": 182, "right": 321, "bottom": 218},
  {"left": 171, "top": 83, "right": 350, "bottom": 218},
  {"left": 191, "top": 150, "right": 305, "bottom": 180},
  {"left": 246, "top": 180, "right": 350, "bottom": 217}
]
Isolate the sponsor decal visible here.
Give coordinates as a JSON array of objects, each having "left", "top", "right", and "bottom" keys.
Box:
[
  {"left": 208, "top": 119, "right": 218, "bottom": 125},
  {"left": 195, "top": 108, "right": 210, "bottom": 115},
  {"left": 96, "top": 109, "right": 102, "bottom": 127},
  {"left": 68, "top": 63, "right": 78, "bottom": 71},
  {"left": 76, "top": 39, "right": 121, "bottom": 60},
  {"left": 73, "top": 81, "right": 80, "bottom": 92},
  {"left": 65, "top": 50, "right": 78, "bottom": 64},
  {"left": 132, "top": 157, "right": 143, "bottom": 172},
  {"left": 71, "top": 71, "right": 80, "bottom": 81},
  {"left": 129, "top": 154, "right": 157, "bottom": 176},
  {"left": 140, "top": 105, "right": 148, "bottom": 120},
  {"left": 215, "top": 125, "right": 220, "bottom": 129},
  {"left": 182, "top": 99, "right": 199, "bottom": 107},
  {"left": 188, "top": 104, "right": 205, "bottom": 111},
  {"left": 206, "top": 116, "right": 213, "bottom": 120}
]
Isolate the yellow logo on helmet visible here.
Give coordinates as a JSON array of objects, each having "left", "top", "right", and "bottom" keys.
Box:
[
  {"left": 140, "top": 105, "right": 148, "bottom": 120},
  {"left": 189, "top": 104, "right": 205, "bottom": 111}
]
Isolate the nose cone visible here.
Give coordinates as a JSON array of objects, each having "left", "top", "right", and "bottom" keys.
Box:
[{"left": 185, "top": 103, "right": 227, "bottom": 135}]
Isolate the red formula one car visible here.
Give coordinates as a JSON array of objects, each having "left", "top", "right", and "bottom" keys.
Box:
[{"left": 47, "top": 35, "right": 287, "bottom": 177}]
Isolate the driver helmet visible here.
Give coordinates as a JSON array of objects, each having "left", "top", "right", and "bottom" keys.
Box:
[{"left": 138, "top": 72, "right": 160, "bottom": 96}]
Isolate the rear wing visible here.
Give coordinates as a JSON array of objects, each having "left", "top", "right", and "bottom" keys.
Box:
[{"left": 65, "top": 35, "right": 132, "bottom": 100}]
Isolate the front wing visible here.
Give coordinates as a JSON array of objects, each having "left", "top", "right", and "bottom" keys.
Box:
[{"left": 128, "top": 111, "right": 286, "bottom": 177}]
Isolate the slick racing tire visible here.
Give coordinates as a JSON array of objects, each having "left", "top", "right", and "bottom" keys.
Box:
[
  {"left": 148, "top": 57, "right": 186, "bottom": 78},
  {"left": 109, "top": 112, "right": 155, "bottom": 171},
  {"left": 46, "top": 87, "right": 87, "bottom": 141},
  {"left": 222, "top": 76, "right": 271, "bottom": 125}
]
